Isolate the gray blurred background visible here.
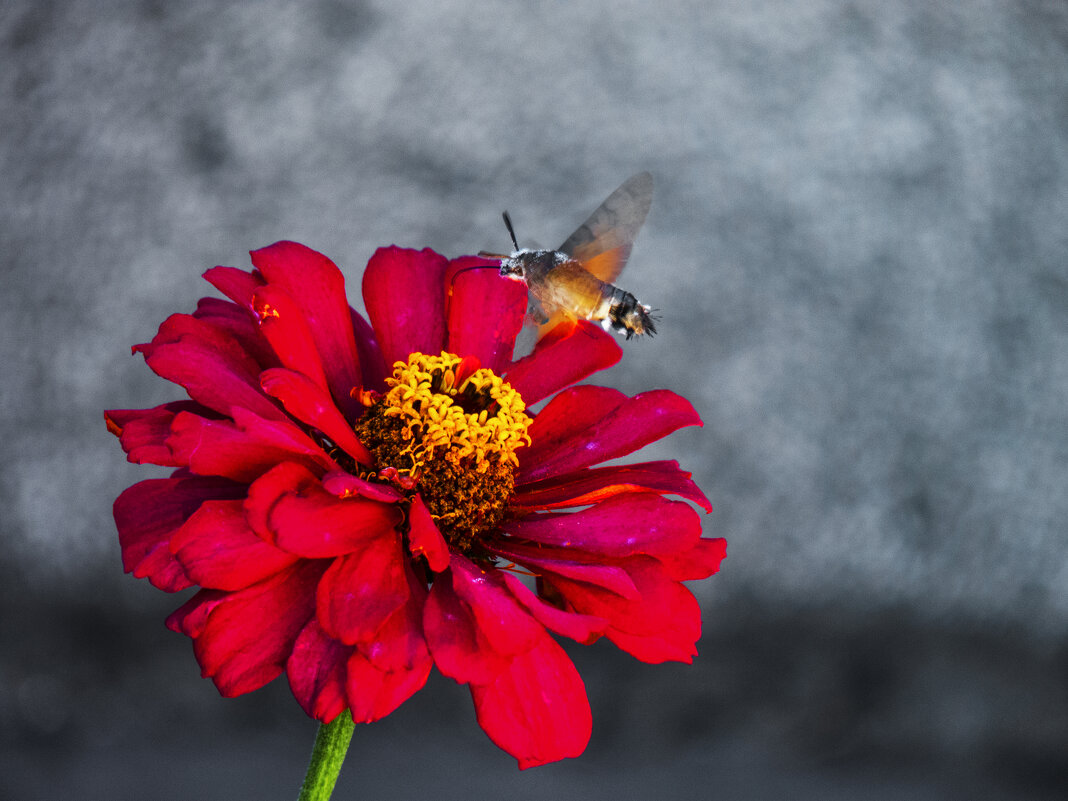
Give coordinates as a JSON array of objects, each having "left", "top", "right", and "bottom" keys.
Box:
[{"left": 2, "top": 1, "right": 1066, "bottom": 798}]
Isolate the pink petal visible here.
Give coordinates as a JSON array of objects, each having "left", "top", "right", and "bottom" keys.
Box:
[
  {"left": 503, "top": 493, "right": 700, "bottom": 558},
  {"left": 316, "top": 534, "right": 410, "bottom": 645},
  {"left": 514, "top": 460, "right": 712, "bottom": 512},
  {"left": 519, "top": 388, "right": 703, "bottom": 482},
  {"left": 547, "top": 557, "right": 703, "bottom": 664},
  {"left": 134, "top": 312, "right": 287, "bottom": 424},
  {"left": 470, "top": 637, "right": 591, "bottom": 769},
  {"left": 407, "top": 493, "right": 450, "bottom": 573},
  {"left": 113, "top": 475, "right": 244, "bottom": 592},
  {"left": 250, "top": 284, "right": 330, "bottom": 392},
  {"left": 105, "top": 401, "right": 209, "bottom": 467},
  {"left": 260, "top": 367, "right": 373, "bottom": 466},
  {"left": 362, "top": 247, "right": 448, "bottom": 367},
  {"left": 244, "top": 462, "right": 402, "bottom": 558},
  {"left": 504, "top": 319, "right": 621, "bottom": 405},
  {"left": 287, "top": 618, "right": 352, "bottom": 723},
  {"left": 250, "top": 241, "right": 364, "bottom": 422},
  {"left": 501, "top": 573, "right": 606, "bottom": 644},
  {"left": 167, "top": 408, "right": 337, "bottom": 483},
  {"left": 444, "top": 256, "right": 527, "bottom": 373},
  {"left": 193, "top": 561, "right": 327, "bottom": 697},
  {"left": 170, "top": 499, "right": 300, "bottom": 591}
]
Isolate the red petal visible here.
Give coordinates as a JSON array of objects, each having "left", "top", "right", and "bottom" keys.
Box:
[
  {"left": 320, "top": 471, "right": 404, "bottom": 503},
  {"left": 345, "top": 646, "right": 432, "bottom": 724},
  {"left": 362, "top": 247, "right": 448, "bottom": 367},
  {"left": 548, "top": 557, "right": 703, "bottom": 664},
  {"left": 316, "top": 534, "right": 410, "bottom": 644},
  {"left": 654, "top": 537, "right": 727, "bottom": 581},
  {"left": 287, "top": 618, "right": 352, "bottom": 723},
  {"left": 260, "top": 367, "right": 373, "bottom": 466},
  {"left": 519, "top": 388, "right": 703, "bottom": 482},
  {"left": 444, "top": 256, "right": 527, "bottom": 373},
  {"left": 166, "top": 588, "right": 227, "bottom": 637},
  {"left": 514, "top": 460, "right": 712, "bottom": 512},
  {"left": 503, "top": 493, "right": 700, "bottom": 558},
  {"left": 193, "top": 561, "right": 327, "bottom": 696},
  {"left": 407, "top": 493, "right": 450, "bottom": 573},
  {"left": 105, "top": 401, "right": 208, "bottom": 467},
  {"left": 113, "top": 475, "right": 244, "bottom": 592},
  {"left": 167, "top": 408, "right": 337, "bottom": 483},
  {"left": 488, "top": 542, "right": 639, "bottom": 599},
  {"left": 504, "top": 319, "right": 621, "bottom": 405},
  {"left": 134, "top": 312, "right": 287, "bottom": 423},
  {"left": 170, "top": 499, "right": 300, "bottom": 591},
  {"left": 193, "top": 297, "right": 280, "bottom": 370},
  {"left": 251, "top": 284, "right": 330, "bottom": 392},
  {"left": 423, "top": 563, "right": 511, "bottom": 685},
  {"left": 350, "top": 308, "right": 389, "bottom": 392},
  {"left": 203, "top": 265, "right": 265, "bottom": 308},
  {"left": 470, "top": 637, "right": 591, "bottom": 769},
  {"left": 245, "top": 462, "right": 402, "bottom": 558},
  {"left": 447, "top": 555, "right": 543, "bottom": 658},
  {"left": 501, "top": 574, "right": 606, "bottom": 644},
  {"left": 250, "top": 242, "right": 364, "bottom": 422}
]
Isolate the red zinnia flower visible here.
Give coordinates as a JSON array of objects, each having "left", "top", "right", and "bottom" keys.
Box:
[{"left": 106, "top": 241, "right": 725, "bottom": 768}]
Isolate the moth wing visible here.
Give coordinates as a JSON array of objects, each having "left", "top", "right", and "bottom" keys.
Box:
[{"left": 557, "top": 171, "right": 653, "bottom": 283}]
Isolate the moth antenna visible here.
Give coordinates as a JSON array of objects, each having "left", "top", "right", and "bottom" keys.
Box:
[{"left": 502, "top": 211, "right": 520, "bottom": 251}]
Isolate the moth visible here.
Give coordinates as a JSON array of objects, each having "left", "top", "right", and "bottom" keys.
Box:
[{"left": 481, "top": 172, "right": 657, "bottom": 339}]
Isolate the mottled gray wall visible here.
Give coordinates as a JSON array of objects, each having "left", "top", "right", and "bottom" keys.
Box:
[{"left": 3, "top": 2, "right": 1066, "bottom": 799}]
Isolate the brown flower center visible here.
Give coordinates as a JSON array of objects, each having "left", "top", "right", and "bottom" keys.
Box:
[{"left": 354, "top": 352, "right": 531, "bottom": 553}]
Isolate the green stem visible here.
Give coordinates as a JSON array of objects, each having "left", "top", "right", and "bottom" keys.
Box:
[{"left": 297, "top": 713, "right": 356, "bottom": 801}]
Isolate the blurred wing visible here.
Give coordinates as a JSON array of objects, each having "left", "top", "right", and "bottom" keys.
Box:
[{"left": 557, "top": 171, "right": 653, "bottom": 283}]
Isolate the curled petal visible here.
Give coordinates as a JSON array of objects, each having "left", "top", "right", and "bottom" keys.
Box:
[
  {"left": 105, "top": 401, "right": 209, "bottom": 467},
  {"left": 250, "top": 241, "right": 364, "bottom": 422},
  {"left": 447, "top": 555, "right": 543, "bottom": 658},
  {"left": 470, "top": 637, "right": 591, "bottom": 770},
  {"left": 287, "top": 618, "right": 352, "bottom": 723},
  {"left": 260, "top": 367, "right": 373, "bottom": 466},
  {"left": 170, "top": 499, "right": 299, "bottom": 591},
  {"left": 192, "top": 560, "right": 327, "bottom": 696},
  {"left": 445, "top": 256, "right": 527, "bottom": 374},
  {"left": 423, "top": 565, "right": 510, "bottom": 685},
  {"left": 113, "top": 475, "right": 244, "bottom": 592},
  {"left": 166, "top": 588, "right": 227, "bottom": 638},
  {"left": 514, "top": 460, "right": 712, "bottom": 513},
  {"left": 407, "top": 494, "right": 450, "bottom": 573},
  {"left": 362, "top": 246, "right": 449, "bottom": 367},
  {"left": 503, "top": 493, "right": 700, "bottom": 558},
  {"left": 488, "top": 542, "right": 639, "bottom": 599},
  {"left": 519, "top": 387, "right": 703, "bottom": 483},
  {"left": 504, "top": 319, "right": 621, "bottom": 405}
]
